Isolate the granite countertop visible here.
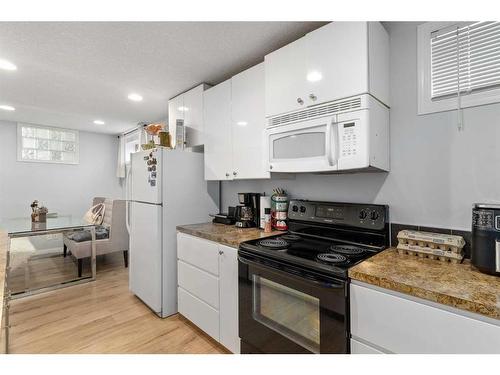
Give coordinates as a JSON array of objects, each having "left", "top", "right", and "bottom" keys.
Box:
[
  {"left": 176, "top": 222, "right": 280, "bottom": 248},
  {"left": 349, "top": 248, "right": 500, "bottom": 320}
]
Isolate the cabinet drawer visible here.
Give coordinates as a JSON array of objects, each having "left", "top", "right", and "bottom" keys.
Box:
[
  {"left": 177, "top": 233, "right": 219, "bottom": 275},
  {"left": 351, "top": 283, "right": 500, "bottom": 353},
  {"left": 178, "top": 260, "right": 219, "bottom": 309},
  {"left": 178, "top": 287, "right": 220, "bottom": 342},
  {"left": 350, "top": 339, "right": 383, "bottom": 354}
]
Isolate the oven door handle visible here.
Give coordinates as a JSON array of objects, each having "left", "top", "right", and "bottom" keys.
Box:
[{"left": 238, "top": 255, "right": 345, "bottom": 289}]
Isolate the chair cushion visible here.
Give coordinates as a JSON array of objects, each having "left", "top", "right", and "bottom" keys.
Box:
[{"left": 67, "top": 225, "right": 109, "bottom": 242}]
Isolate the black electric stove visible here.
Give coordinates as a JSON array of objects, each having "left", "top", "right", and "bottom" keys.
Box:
[{"left": 238, "top": 199, "right": 389, "bottom": 354}]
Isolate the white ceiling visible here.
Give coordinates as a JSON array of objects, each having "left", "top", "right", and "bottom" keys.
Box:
[{"left": 0, "top": 22, "right": 325, "bottom": 134}]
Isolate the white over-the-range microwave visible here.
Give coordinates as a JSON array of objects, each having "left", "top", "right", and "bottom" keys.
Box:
[{"left": 266, "top": 94, "right": 389, "bottom": 173}]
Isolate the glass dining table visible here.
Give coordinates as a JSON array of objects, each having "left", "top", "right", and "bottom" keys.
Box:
[
  {"left": 0, "top": 215, "right": 97, "bottom": 353},
  {"left": 0, "top": 215, "right": 97, "bottom": 298}
]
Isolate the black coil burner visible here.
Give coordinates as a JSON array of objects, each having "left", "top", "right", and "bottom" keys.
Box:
[
  {"left": 317, "top": 253, "right": 349, "bottom": 264},
  {"left": 258, "top": 238, "right": 289, "bottom": 249},
  {"left": 329, "top": 244, "right": 366, "bottom": 257},
  {"left": 280, "top": 234, "right": 302, "bottom": 242}
]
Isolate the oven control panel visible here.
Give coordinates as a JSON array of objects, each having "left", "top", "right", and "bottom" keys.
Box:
[{"left": 288, "top": 200, "right": 388, "bottom": 230}]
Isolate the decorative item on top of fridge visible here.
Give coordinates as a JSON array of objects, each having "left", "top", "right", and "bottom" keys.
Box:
[
  {"left": 30, "top": 200, "right": 48, "bottom": 223},
  {"left": 141, "top": 122, "right": 171, "bottom": 150},
  {"left": 271, "top": 188, "right": 288, "bottom": 231},
  {"left": 143, "top": 149, "right": 158, "bottom": 187}
]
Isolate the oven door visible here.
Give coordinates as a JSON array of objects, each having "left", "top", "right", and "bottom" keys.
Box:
[
  {"left": 238, "top": 251, "right": 348, "bottom": 354},
  {"left": 267, "top": 116, "right": 339, "bottom": 173}
]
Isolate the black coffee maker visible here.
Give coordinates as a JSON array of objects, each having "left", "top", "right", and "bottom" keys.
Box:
[
  {"left": 471, "top": 203, "right": 500, "bottom": 276},
  {"left": 235, "top": 193, "right": 261, "bottom": 228}
]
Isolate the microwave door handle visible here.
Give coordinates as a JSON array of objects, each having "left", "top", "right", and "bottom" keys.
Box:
[{"left": 325, "top": 116, "right": 339, "bottom": 166}]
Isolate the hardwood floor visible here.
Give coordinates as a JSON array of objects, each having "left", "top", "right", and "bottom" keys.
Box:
[{"left": 8, "top": 252, "right": 227, "bottom": 354}]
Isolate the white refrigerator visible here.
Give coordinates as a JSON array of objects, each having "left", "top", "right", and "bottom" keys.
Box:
[{"left": 127, "top": 147, "right": 218, "bottom": 317}]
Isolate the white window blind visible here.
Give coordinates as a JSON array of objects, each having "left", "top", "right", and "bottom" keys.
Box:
[
  {"left": 431, "top": 21, "right": 500, "bottom": 100},
  {"left": 17, "top": 123, "right": 79, "bottom": 164}
]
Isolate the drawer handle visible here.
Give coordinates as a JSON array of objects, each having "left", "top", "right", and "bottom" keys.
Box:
[
  {"left": 219, "top": 250, "right": 224, "bottom": 255},
  {"left": 297, "top": 97, "right": 304, "bottom": 105},
  {"left": 309, "top": 93, "right": 317, "bottom": 101}
]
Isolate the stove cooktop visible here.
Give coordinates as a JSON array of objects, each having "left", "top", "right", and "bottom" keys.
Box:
[{"left": 240, "top": 233, "right": 382, "bottom": 278}]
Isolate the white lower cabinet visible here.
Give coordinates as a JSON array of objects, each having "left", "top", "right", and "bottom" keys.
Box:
[
  {"left": 350, "top": 282, "right": 500, "bottom": 354},
  {"left": 177, "top": 232, "right": 240, "bottom": 353},
  {"left": 218, "top": 244, "right": 240, "bottom": 353},
  {"left": 178, "top": 287, "right": 220, "bottom": 341}
]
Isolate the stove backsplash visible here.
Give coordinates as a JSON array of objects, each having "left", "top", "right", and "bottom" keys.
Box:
[{"left": 390, "top": 223, "right": 472, "bottom": 259}]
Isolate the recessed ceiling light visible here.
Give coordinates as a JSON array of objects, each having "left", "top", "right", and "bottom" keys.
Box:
[
  {"left": 178, "top": 106, "right": 189, "bottom": 112},
  {"left": 0, "top": 105, "right": 15, "bottom": 111},
  {"left": 306, "top": 71, "right": 323, "bottom": 82},
  {"left": 93, "top": 120, "right": 105, "bottom": 125},
  {"left": 236, "top": 121, "right": 248, "bottom": 127},
  {"left": 0, "top": 59, "right": 17, "bottom": 71},
  {"left": 128, "top": 93, "right": 143, "bottom": 102}
]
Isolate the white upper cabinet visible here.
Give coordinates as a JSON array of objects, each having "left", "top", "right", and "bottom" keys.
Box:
[
  {"left": 168, "top": 83, "right": 209, "bottom": 148},
  {"left": 204, "top": 63, "right": 270, "bottom": 181},
  {"left": 265, "top": 37, "right": 308, "bottom": 117},
  {"left": 265, "top": 22, "right": 389, "bottom": 118},
  {"left": 203, "top": 79, "right": 233, "bottom": 181},
  {"left": 168, "top": 94, "right": 184, "bottom": 147},
  {"left": 183, "top": 84, "right": 206, "bottom": 147},
  {"left": 231, "top": 63, "right": 270, "bottom": 180},
  {"left": 305, "top": 22, "right": 368, "bottom": 107}
]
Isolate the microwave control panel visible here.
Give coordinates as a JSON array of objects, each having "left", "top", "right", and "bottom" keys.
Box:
[{"left": 339, "top": 121, "right": 359, "bottom": 158}]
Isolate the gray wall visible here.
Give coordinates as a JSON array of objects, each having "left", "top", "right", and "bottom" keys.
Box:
[
  {"left": 221, "top": 22, "right": 500, "bottom": 231},
  {"left": 0, "top": 120, "right": 124, "bottom": 223}
]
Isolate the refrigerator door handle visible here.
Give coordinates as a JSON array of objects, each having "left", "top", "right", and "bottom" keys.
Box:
[{"left": 125, "top": 167, "right": 132, "bottom": 234}]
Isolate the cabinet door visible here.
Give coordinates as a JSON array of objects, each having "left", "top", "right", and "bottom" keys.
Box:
[
  {"left": 305, "top": 22, "right": 368, "bottom": 106},
  {"left": 178, "top": 287, "right": 220, "bottom": 341},
  {"left": 168, "top": 95, "right": 184, "bottom": 148},
  {"left": 218, "top": 245, "right": 240, "bottom": 353},
  {"left": 351, "top": 283, "right": 500, "bottom": 354},
  {"left": 177, "top": 232, "right": 220, "bottom": 276},
  {"left": 183, "top": 84, "right": 205, "bottom": 147},
  {"left": 203, "top": 80, "right": 233, "bottom": 180},
  {"left": 265, "top": 36, "right": 308, "bottom": 118},
  {"left": 231, "top": 63, "right": 270, "bottom": 180}
]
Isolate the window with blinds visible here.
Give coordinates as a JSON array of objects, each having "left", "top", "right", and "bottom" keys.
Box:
[
  {"left": 17, "top": 123, "right": 79, "bottom": 164},
  {"left": 431, "top": 21, "right": 500, "bottom": 100}
]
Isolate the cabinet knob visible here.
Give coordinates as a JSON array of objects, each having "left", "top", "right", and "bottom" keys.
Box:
[
  {"left": 219, "top": 250, "right": 224, "bottom": 255},
  {"left": 297, "top": 97, "right": 304, "bottom": 105},
  {"left": 225, "top": 173, "right": 230, "bottom": 177},
  {"left": 269, "top": 164, "right": 273, "bottom": 170},
  {"left": 309, "top": 93, "right": 317, "bottom": 101},
  {"left": 233, "top": 171, "right": 237, "bottom": 176}
]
